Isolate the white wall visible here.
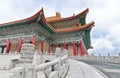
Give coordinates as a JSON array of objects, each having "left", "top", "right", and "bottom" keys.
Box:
[{"left": 0, "top": 54, "right": 20, "bottom": 69}]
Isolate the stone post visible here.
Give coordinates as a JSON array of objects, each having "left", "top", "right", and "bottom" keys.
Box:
[
  {"left": 99, "top": 53, "right": 101, "bottom": 61},
  {"left": 108, "top": 53, "right": 110, "bottom": 61},
  {"left": 91, "top": 53, "right": 94, "bottom": 60},
  {"left": 119, "top": 53, "right": 120, "bottom": 62}
]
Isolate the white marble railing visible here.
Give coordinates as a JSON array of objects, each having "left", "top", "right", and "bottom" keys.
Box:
[
  {"left": 10, "top": 66, "right": 25, "bottom": 78},
  {"left": 0, "top": 54, "right": 69, "bottom": 78},
  {"left": 0, "top": 52, "right": 18, "bottom": 55},
  {"left": 69, "top": 55, "right": 120, "bottom": 63},
  {"left": 92, "top": 56, "right": 120, "bottom": 63},
  {"left": 0, "top": 54, "right": 20, "bottom": 70},
  {"left": 0, "top": 48, "right": 69, "bottom": 78},
  {"left": 35, "top": 55, "right": 69, "bottom": 78},
  {"left": 12, "top": 64, "right": 36, "bottom": 78}
]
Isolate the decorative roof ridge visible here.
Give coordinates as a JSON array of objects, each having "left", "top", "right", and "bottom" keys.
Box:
[
  {"left": 40, "top": 8, "right": 56, "bottom": 33},
  {"left": 40, "top": 8, "right": 94, "bottom": 33},
  {"left": 46, "top": 12, "right": 61, "bottom": 21},
  {"left": 47, "top": 8, "right": 89, "bottom": 23},
  {"left": 55, "top": 21, "right": 94, "bottom": 33},
  {"left": 0, "top": 9, "right": 42, "bottom": 27}
]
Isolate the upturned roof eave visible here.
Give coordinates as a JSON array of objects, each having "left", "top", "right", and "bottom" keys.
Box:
[
  {"left": 40, "top": 8, "right": 94, "bottom": 34},
  {"left": 0, "top": 9, "right": 42, "bottom": 27},
  {"left": 55, "top": 21, "right": 95, "bottom": 33},
  {"left": 0, "top": 8, "right": 94, "bottom": 34}
]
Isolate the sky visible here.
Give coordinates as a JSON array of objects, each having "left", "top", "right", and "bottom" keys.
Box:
[{"left": 0, "top": 0, "right": 120, "bottom": 56}]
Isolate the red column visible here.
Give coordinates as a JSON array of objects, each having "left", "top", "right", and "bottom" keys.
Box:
[
  {"left": 66, "top": 44, "right": 68, "bottom": 50},
  {"left": 6, "top": 39, "right": 11, "bottom": 54},
  {"left": 80, "top": 40, "right": 87, "bottom": 56},
  {"left": 73, "top": 41, "right": 77, "bottom": 56},
  {"left": 17, "top": 37, "right": 22, "bottom": 53},
  {"left": 80, "top": 40, "right": 83, "bottom": 56},
  {"left": 75, "top": 42, "right": 77, "bottom": 55},
  {"left": 64, "top": 42, "right": 67, "bottom": 49},
  {"left": 31, "top": 35, "right": 36, "bottom": 45},
  {"left": 41, "top": 40, "right": 44, "bottom": 54},
  {"left": 48, "top": 44, "right": 51, "bottom": 54}
]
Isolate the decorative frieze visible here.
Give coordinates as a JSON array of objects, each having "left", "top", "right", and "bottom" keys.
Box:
[{"left": 50, "top": 18, "right": 80, "bottom": 29}]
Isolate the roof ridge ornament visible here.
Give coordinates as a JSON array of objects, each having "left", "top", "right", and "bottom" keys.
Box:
[{"left": 56, "top": 12, "right": 61, "bottom": 18}]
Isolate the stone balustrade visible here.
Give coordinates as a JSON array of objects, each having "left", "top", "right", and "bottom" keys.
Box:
[
  {"left": 69, "top": 55, "right": 120, "bottom": 63},
  {"left": 92, "top": 56, "right": 120, "bottom": 63},
  {"left": 0, "top": 44, "right": 69, "bottom": 78},
  {"left": 0, "top": 54, "right": 69, "bottom": 78},
  {"left": 35, "top": 55, "right": 69, "bottom": 78}
]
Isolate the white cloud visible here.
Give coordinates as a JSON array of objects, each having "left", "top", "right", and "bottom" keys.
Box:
[
  {"left": 90, "top": 37, "right": 114, "bottom": 55},
  {"left": 86, "top": 0, "right": 120, "bottom": 56},
  {"left": 0, "top": 0, "right": 41, "bottom": 23}
]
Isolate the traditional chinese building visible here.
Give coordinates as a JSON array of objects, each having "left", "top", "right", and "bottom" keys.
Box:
[{"left": 0, "top": 8, "right": 94, "bottom": 56}]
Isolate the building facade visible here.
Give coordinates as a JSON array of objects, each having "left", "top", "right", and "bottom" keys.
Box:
[{"left": 0, "top": 8, "right": 94, "bottom": 56}]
